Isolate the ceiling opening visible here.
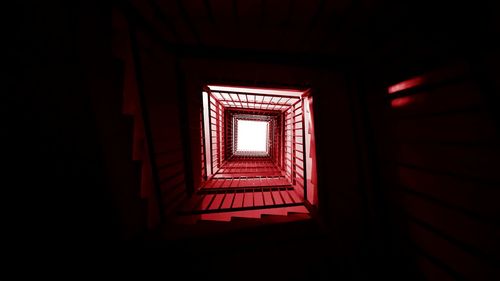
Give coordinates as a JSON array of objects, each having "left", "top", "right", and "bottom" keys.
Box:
[{"left": 236, "top": 119, "right": 269, "bottom": 153}]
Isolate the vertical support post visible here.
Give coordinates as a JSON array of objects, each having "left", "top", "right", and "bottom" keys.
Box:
[
  {"left": 201, "top": 104, "right": 208, "bottom": 181},
  {"left": 219, "top": 103, "right": 223, "bottom": 166},
  {"left": 292, "top": 107, "right": 296, "bottom": 185},
  {"left": 281, "top": 113, "right": 285, "bottom": 170},
  {"left": 301, "top": 98, "right": 307, "bottom": 201},
  {"left": 208, "top": 94, "right": 214, "bottom": 176},
  {"left": 216, "top": 102, "right": 220, "bottom": 170}
]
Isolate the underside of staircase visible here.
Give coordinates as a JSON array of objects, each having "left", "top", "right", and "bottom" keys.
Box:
[{"left": 159, "top": 158, "right": 312, "bottom": 239}]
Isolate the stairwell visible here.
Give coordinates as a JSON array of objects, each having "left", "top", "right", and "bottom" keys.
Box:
[{"left": 113, "top": 6, "right": 319, "bottom": 242}]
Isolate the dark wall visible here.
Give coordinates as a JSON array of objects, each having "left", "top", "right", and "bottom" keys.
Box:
[
  {"left": 358, "top": 3, "right": 500, "bottom": 279},
  {"left": 114, "top": 4, "right": 193, "bottom": 230},
  {"left": 135, "top": 29, "right": 189, "bottom": 217},
  {"left": 16, "top": 1, "right": 122, "bottom": 246},
  {"left": 373, "top": 63, "right": 499, "bottom": 280}
]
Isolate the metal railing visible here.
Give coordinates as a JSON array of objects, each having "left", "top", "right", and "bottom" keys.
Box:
[
  {"left": 202, "top": 89, "right": 307, "bottom": 203},
  {"left": 208, "top": 92, "right": 224, "bottom": 174},
  {"left": 283, "top": 99, "right": 307, "bottom": 200}
]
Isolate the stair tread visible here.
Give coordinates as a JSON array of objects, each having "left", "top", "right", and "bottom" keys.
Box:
[
  {"left": 164, "top": 210, "right": 312, "bottom": 239},
  {"left": 175, "top": 205, "right": 309, "bottom": 224},
  {"left": 203, "top": 178, "right": 290, "bottom": 189}
]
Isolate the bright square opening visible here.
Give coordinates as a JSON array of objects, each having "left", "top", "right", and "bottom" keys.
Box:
[{"left": 236, "top": 120, "right": 268, "bottom": 152}]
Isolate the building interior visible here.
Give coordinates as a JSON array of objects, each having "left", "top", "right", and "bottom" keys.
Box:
[{"left": 19, "top": 0, "right": 499, "bottom": 280}]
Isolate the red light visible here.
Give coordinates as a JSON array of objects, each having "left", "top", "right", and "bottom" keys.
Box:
[
  {"left": 391, "top": 96, "right": 415, "bottom": 107},
  {"left": 388, "top": 77, "right": 425, "bottom": 94}
]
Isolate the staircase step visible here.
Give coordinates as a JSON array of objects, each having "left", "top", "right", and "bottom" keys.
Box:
[
  {"left": 176, "top": 205, "right": 309, "bottom": 224},
  {"left": 203, "top": 177, "right": 290, "bottom": 188},
  {"left": 194, "top": 206, "right": 309, "bottom": 221},
  {"left": 281, "top": 205, "right": 309, "bottom": 214},
  {"left": 206, "top": 210, "right": 262, "bottom": 220},
  {"left": 166, "top": 214, "right": 312, "bottom": 238},
  {"left": 287, "top": 189, "right": 302, "bottom": 203},
  {"left": 214, "top": 172, "right": 282, "bottom": 178},
  {"left": 199, "top": 186, "right": 293, "bottom": 194},
  {"left": 262, "top": 212, "right": 311, "bottom": 220},
  {"left": 245, "top": 212, "right": 311, "bottom": 224}
]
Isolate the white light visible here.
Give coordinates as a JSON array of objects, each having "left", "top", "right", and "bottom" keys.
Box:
[
  {"left": 237, "top": 120, "right": 268, "bottom": 152},
  {"left": 208, "top": 85, "right": 303, "bottom": 97}
]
